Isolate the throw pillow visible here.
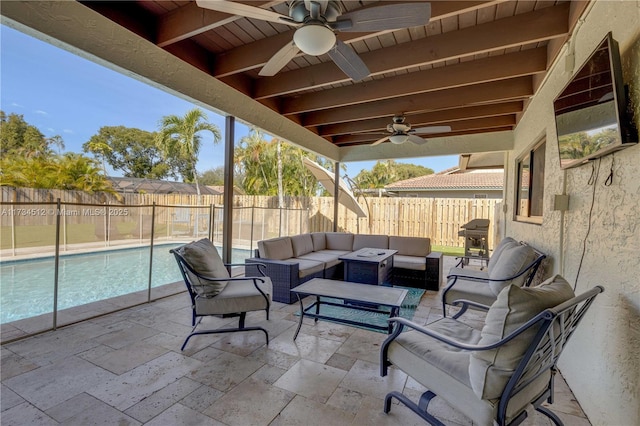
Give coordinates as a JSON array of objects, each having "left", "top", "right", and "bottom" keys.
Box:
[
  {"left": 487, "top": 237, "right": 518, "bottom": 273},
  {"left": 488, "top": 244, "right": 537, "bottom": 296},
  {"left": 180, "top": 238, "right": 229, "bottom": 297},
  {"left": 468, "top": 274, "right": 575, "bottom": 400}
]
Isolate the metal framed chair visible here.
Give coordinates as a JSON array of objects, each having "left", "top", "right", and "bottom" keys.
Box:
[
  {"left": 442, "top": 240, "right": 546, "bottom": 318},
  {"left": 170, "top": 238, "right": 271, "bottom": 350},
  {"left": 381, "top": 275, "right": 603, "bottom": 426}
]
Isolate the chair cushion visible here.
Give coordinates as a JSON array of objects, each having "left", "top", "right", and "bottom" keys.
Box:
[
  {"left": 291, "top": 234, "right": 314, "bottom": 257},
  {"left": 180, "top": 238, "right": 229, "bottom": 297},
  {"left": 353, "top": 234, "right": 388, "bottom": 251},
  {"left": 325, "top": 232, "right": 354, "bottom": 251},
  {"left": 195, "top": 277, "right": 271, "bottom": 315},
  {"left": 389, "top": 236, "right": 431, "bottom": 257},
  {"left": 390, "top": 318, "right": 482, "bottom": 388},
  {"left": 311, "top": 232, "right": 326, "bottom": 251},
  {"left": 393, "top": 254, "right": 426, "bottom": 271},
  {"left": 258, "top": 237, "right": 293, "bottom": 260},
  {"left": 468, "top": 275, "right": 575, "bottom": 400},
  {"left": 443, "top": 277, "right": 498, "bottom": 308},
  {"left": 488, "top": 244, "right": 537, "bottom": 296},
  {"left": 285, "top": 258, "right": 325, "bottom": 278},
  {"left": 487, "top": 237, "right": 518, "bottom": 273},
  {"left": 297, "top": 252, "right": 342, "bottom": 269}
]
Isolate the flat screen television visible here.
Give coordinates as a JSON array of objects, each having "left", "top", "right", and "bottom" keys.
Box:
[{"left": 553, "top": 32, "right": 638, "bottom": 169}]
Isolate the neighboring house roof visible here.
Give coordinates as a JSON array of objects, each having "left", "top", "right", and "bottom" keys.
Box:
[
  {"left": 386, "top": 169, "right": 504, "bottom": 191},
  {"left": 108, "top": 177, "right": 221, "bottom": 195}
]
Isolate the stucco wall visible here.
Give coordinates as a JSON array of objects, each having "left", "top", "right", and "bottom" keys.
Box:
[{"left": 504, "top": 1, "right": 640, "bottom": 424}]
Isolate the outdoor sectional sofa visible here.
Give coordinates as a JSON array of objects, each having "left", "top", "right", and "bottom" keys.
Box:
[{"left": 245, "top": 232, "right": 440, "bottom": 303}]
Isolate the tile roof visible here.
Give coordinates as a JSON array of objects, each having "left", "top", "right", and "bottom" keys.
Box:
[{"left": 386, "top": 170, "right": 504, "bottom": 190}]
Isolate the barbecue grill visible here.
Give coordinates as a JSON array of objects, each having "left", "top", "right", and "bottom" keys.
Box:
[{"left": 458, "top": 219, "right": 490, "bottom": 266}]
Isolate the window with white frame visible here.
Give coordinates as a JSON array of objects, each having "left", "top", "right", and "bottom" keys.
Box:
[{"left": 515, "top": 139, "right": 545, "bottom": 222}]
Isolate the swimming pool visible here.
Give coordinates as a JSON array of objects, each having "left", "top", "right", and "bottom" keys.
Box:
[{"left": 0, "top": 244, "right": 251, "bottom": 324}]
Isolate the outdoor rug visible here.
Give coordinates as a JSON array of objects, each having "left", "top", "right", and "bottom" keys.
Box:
[{"left": 295, "top": 286, "right": 425, "bottom": 333}]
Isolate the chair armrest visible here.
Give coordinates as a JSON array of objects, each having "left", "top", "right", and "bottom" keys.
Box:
[
  {"left": 226, "top": 262, "right": 267, "bottom": 277},
  {"left": 386, "top": 316, "right": 546, "bottom": 352}
]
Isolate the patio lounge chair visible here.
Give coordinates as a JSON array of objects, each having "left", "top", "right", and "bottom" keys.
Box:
[
  {"left": 381, "top": 275, "right": 603, "bottom": 425},
  {"left": 442, "top": 239, "right": 546, "bottom": 318},
  {"left": 170, "top": 238, "right": 271, "bottom": 350}
]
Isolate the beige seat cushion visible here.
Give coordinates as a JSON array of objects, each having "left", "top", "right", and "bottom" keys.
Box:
[
  {"left": 325, "top": 232, "right": 354, "bottom": 251},
  {"left": 390, "top": 318, "right": 481, "bottom": 387},
  {"left": 468, "top": 274, "right": 575, "bottom": 400},
  {"left": 488, "top": 244, "right": 537, "bottom": 295},
  {"left": 389, "top": 236, "right": 431, "bottom": 257},
  {"left": 258, "top": 237, "right": 293, "bottom": 260},
  {"left": 291, "top": 234, "right": 314, "bottom": 257},
  {"left": 195, "top": 277, "right": 271, "bottom": 315},
  {"left": 393, "top": 254, "right": 426, "bottom": 271},
  {"left": 297, "top": 252, "right": 342, "bottom": 269},
  {"left": 353, "top": 234, "right": 388, "bottom": 251},
  {"left": 285, "top": 258, "right": 325, "bottom": 278},
  {"left": 310, "top": 232, "right": 327, "bottom": 251},
  {"left": 180, "top": 238, "right": 229, "bottom": 297},
  {"left": 443, "top": 277, "right": 497, "bottom": 307},
  {"left": 487, "top": 237, "right": 518, "bottom": 273}
]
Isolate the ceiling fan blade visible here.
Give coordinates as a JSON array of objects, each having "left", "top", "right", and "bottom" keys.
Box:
[
  {"left": 196, "top": 0, "right": 298, "bottom": 26},
  {"left": 259, "top": 41, "right": 300, "bottom": 76},
  {"left": 327, "top": 40, "right": 370, "bottom": 81},
  {"left": 407, "top": 134, "right": 428, "bottom": 145},
  {"left": 412, "top": 125, "right": 452, "bottom": 134},
  {"left": 335, "top": 3, "right": 431, "bottom": 32},
  {"left": 371, "top": 135, "right": 389, "bottom": 146}
]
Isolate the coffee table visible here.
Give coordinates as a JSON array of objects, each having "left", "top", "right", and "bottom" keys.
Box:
[
  {"left": 290, "top": 278, "right": 408, "bottom": 340},
  {"left": 339, "top": 248, "right": 397, "bottom": 285}
]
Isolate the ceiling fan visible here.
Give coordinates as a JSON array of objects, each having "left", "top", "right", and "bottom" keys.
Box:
[
  {"left": 370, "top": 115, "right": 452, "bottom": 146},
  {"left": 195, "top": 0, "right": 431, "bottom": 81}
]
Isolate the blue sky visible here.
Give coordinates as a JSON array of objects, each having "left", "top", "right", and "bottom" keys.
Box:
[{"left": 1, "top": 25, "right": 459, "bottom": 179}]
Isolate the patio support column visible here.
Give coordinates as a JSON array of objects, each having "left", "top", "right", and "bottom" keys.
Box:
[
  {"left": 222, "top": 115, "right": 235, "bottom": 264},
  {"left": 333, "top": 161, "right": 340, "bottom": 232}
]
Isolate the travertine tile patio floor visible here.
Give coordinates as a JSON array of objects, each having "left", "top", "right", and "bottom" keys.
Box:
[{"left": 1, "top": 257, "right": 590, "bottom": 426}]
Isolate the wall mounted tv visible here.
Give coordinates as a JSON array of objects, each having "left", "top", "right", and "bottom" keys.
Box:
[{"left": 553, "top": 32, "right": 638, "bottom": 169}]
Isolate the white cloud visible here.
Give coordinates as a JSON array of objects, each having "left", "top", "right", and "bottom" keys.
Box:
[
  {"left": 35, "top": 110, "right": 48, "bottom": 115},
  {"left": 47, "top": 127, "right": 56, "bottom": 133},
  {"left": 11, "top": 102, "right": 25, "bottom": 108},
  {"left": 63, "top": 129, "right": 74, "bottom": 134}
]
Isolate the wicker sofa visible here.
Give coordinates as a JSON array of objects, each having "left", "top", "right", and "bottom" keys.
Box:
[{"left": 245, "top": 232, "right": 439, "bottom": 303}]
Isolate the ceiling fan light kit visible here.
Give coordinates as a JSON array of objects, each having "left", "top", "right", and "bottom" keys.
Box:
[
  {"left": 293, "top": 25, "right": 336, "bottom": 56},
  {"left": 389, "top": 134, "right": 409, "bottom": 144},
  {"left": 196, "top": 1, "right": 431, "bottom": 81}
]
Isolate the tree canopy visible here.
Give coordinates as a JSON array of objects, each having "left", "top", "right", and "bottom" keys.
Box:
[
  {"left": 0, "top": 111, "right": 60, "bottom": 158},
  {"left": 354, "top": 160, "right": 434, "bottom": 189},
  {"left": 0, "top": 111, "right": 114, "bottom": 192},
  {"left": 234, "top": 128, "right": 331, "bottom": 197},
  {"left": 83, "top": 126, "right": 172, "bottom": 179}
]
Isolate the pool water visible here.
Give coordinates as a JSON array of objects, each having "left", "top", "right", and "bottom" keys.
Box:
[{"left": 0, "top": 244, "right": 250, "bottom": 323}]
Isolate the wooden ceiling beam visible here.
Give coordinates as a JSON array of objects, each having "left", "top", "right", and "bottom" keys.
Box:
[
  {"left": 211, "top": 1, "right": 499, "bottom": 77},
  {"left": 156, "top": 1, "right": 283, "bottom": 47},
  {"left": 302, "top": 77, "right": 533, "bottom": 127},
  {"left": 254, "top": 3, "right": 569, "bottom": 99},
  {"left": 319, "top": 101, "right": 523, "bottom": 137},
  {"left": 332, "top": 115, "right": 517, "bottom": 145},
  {"left": 282, "top": 47, "right": 546, "bottom": 115}
]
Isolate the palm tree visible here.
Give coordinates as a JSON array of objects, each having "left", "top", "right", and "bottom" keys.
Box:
[
  {"left": 84, "top": 138, "right": 112, "bottom": 175},
  {"left": 156, "top": 108, "right": 221, "bottom": 196}
]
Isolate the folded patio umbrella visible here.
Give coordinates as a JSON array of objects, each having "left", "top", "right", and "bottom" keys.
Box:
[{"left": 303, "top": 157, "right": 367, "bottom": 218}]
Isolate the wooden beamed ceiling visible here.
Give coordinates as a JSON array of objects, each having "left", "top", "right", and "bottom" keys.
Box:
[{"left": 83, "top": 0, "right": 589, "bottom": 148}]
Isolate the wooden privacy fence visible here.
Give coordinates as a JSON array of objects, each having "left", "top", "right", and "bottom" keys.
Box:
[{"left": 1, "top": 187, "right": 498, "bottom": 250}]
